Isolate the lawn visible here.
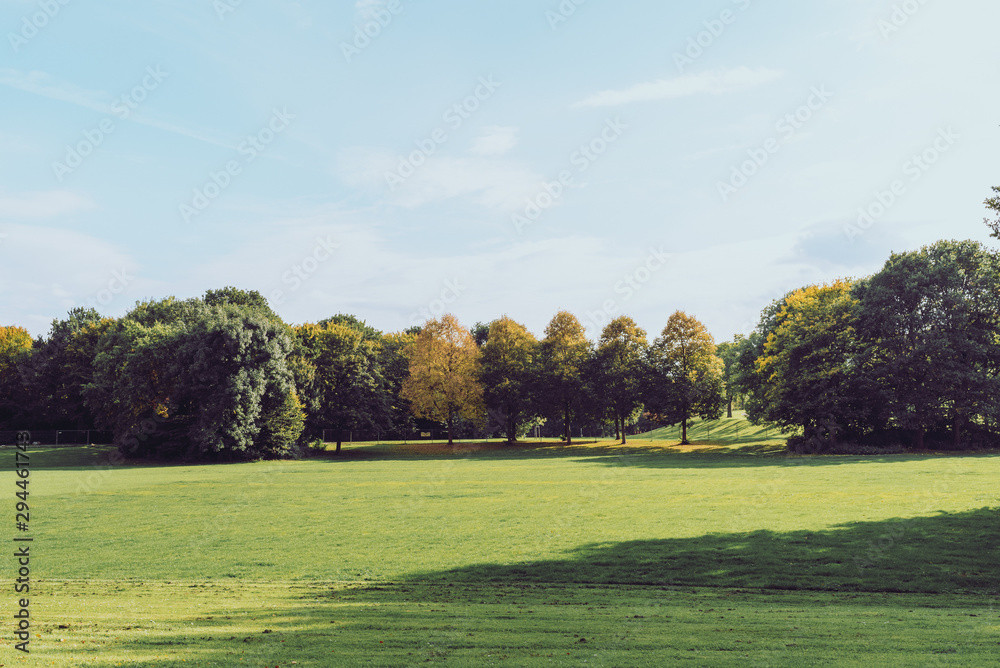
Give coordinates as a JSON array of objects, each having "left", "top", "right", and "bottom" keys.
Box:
[{"left": 1, "top": 420, "right": 998, "bottom": 666}]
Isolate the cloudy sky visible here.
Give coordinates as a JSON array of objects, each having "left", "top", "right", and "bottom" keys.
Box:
[{"left": 1, "top": 0, "right": 998, "bottom": 341}]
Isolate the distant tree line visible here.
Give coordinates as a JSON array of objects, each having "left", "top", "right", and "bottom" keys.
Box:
[{"left": 1, "top": 201, "right": 997, "bottom": 460}]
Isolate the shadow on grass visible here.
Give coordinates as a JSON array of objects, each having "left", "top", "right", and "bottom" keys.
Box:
[
  {"left": 42, "top": 509, "right": 1000, "bottom": 667},
  {"left": 401, "top": 507, "right": 1000, "bottom": 595}
]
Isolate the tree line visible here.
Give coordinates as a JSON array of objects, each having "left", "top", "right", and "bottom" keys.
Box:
[{"left": 1, "top": 198, "right": 998, "bottom": 460}]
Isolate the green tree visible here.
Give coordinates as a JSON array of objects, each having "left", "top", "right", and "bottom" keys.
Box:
[
  {"left": 294, "top": 321, "right": 386, "bottom": 452},
  {"left": 854, "top": 240, "right": 1000, "bottom": 448},
  {"left": 86, "top": 295, "right": 302, "bottom": 460},
  {"left": 756, "top": 281, "right": 865, "bottom": 449},
  {"left": 716, "top": 336, "right": 743, "bottom": 419},
  {"left": 479, "top": 316, "right": 539, "bottom": 443},
  {"left": 22, "top": 308, "right": 114, "bottom": 429},
  {"left": 646, "top": 311, "right": 725, "bottom": 444},
  {"left": 591, "top": 316, "right": 647, "bottom": 445},
  {"left": 400, "top": 314, "right": 484, "bottom": 445},
  {"left": 537, "top": 312, "right": 592, "bottom": 444}
]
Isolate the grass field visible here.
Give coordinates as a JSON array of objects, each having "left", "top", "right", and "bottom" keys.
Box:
[{"left": 2, "top": 416, "right": 998, "bottom": 666}]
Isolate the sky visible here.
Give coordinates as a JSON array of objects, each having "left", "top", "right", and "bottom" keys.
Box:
[{"left": 1, "top": 0, "right": 998, "bottom": 342}]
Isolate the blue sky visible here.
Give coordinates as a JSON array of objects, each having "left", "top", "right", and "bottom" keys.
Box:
[{"left": 1, "top": 0, "right": 998, "bottom": 341}]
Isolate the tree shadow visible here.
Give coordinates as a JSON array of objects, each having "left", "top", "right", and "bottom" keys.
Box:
[{"left": 402, "top": 507, "right": 1000, "bottom": 594}]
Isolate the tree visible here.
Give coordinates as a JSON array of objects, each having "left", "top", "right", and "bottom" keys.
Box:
[
  {"left": 379, "top": 330, "right": 418, "bottom": 439},
  {"left": 22, "top": 308, "right": 114, "bottom": 429},
  {"left": 294, "top": 321, "right": 386, "bottom": 452},
  {"left": 854, "top": 240, "right": 1000, "bottom": 448},
  {"left": 591, "top": 316, "right": 647, "bottom": 445},
  {"left": 756, "top": 281, "right": 866, "bottom": 449},
  {"left": 400, "top": 314, "right": 484, "bottom": 445},
  {"left": 86, "top": 295, "right": 302, "bottom": 461},
  {"left": 537, "top": 312, "right": 591, "bottom": 444},
  {"left": 985, "top": 186, "right": 1000, "bottom": 239},
  {"left": 479, "top": 316, "right": 538, "bottom": 443},
  {"left": 716, "top": 337, "right": 742, "bottom": 419},
  {"left": 646, "top": 312, "right": 725, "bottom": 444},
  {"left": 0, "top": 326, "right": 33, "bottom": 429}
]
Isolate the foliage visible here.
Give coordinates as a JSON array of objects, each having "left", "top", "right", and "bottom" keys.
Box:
[
  {"left": 591, "top": 316, "right": 648, "bottom": 444},
  {"left": 853, "top": 239, "right": 1000, "bottom": 448},
  {"left": 716, "top": 336, "right": 742, "bottom": 418},
  {"left": 0, "top": 325, "right": 33, "bottom": 428},
  {"left": 536, "top": 311, "right": 592, "bottom": 444},
  {"left": 479, "top": 316, "right": 539, "bottom": 442},
  {"left": 645, "top": 311, "right": 725, "bottom": 444},
  {"left": 755, "top": 280, "right": 866, "bottom": 449},
  {"left": 985, "top": 185, "right": 1000, "bottom": 239},
  {"left": 400, "top": 314, "right": 484, "bottom": 444},
  {"left": 86, "top": 295, "right": 301, "bottom": 460}
]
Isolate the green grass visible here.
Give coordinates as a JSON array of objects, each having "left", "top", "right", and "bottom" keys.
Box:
[{"left": 2, "top": 425, "right": 999, "bottom": 666}]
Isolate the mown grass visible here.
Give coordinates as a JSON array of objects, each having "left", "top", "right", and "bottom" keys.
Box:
[{"left": 1, "top": 423, "right": 998, "bottom": 666}]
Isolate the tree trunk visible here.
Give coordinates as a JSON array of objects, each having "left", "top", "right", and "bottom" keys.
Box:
[
  {"left": 564, "top": 405, "right": 572, "bottom": 445},
  {"left": 620, "top": 415, "right": 627, "bottom": 445},
  {"left": 727, "top": 397, "right": 733, "bottom": 419},
  {"left": 681, "top": 420, "right": 689, "bottom": 445},
  {"left": 614, "top": 419, "right": 620, "bottom": 441},
  {"left": 447, "top": 413, "right": 454, "bottom": 446},
  {"left": 336, "top": 436, "right": 342, "bottom": 454}
]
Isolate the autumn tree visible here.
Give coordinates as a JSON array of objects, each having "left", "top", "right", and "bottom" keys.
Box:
[
  {"left": 645, "top": 312, "right": 725, "bottom": 444},
  {"left": 591, "top": 316, "right": 648, "bottom": 444},
  {"left": 756, "top": 281, "right": 867, "bottom": 450},
  {"left": 0, "top": 326, "right": 33, "bottom": 428},
  {"left": 479, "top": 316, "right": 538, "bottom": 443},
  {"left": 400, "top": 314, "right": 484, "bottom": 445},
  {"left": 537, "top": 312, "right": 591, "bottom": 444}
]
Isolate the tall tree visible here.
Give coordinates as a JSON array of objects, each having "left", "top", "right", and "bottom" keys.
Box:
[
  {"left": 479, "top": 316, "right": 539, "bottom": 443},
  {"left": 591, "top": 316, "right": 648, "bottom": 445},
  {"left": 756, "top": 281, "right": 866, "bottom": 449},
  {"left": 22, "top": 308, "right": 113, "bottom": 429},
  {"left": 294, "top": 321, "right": 386, "bottom": 452},
  {"left": 646, "top": 312, "right": 725, "bottom": 444},
  {"left": 537, "top": 312, "right": 591, "bottom": 444},
  {"left": 854, "top": 240, "right": 1000, "bottom": 448},
  {"left": 400, "top": 314, "right": 484, "bottom": 445},
  {"left": 716, "top": 336, "right": 743, "bottom": 419},
  {"left": 0, "top": 326, "right": 33, "bottom": 429}
]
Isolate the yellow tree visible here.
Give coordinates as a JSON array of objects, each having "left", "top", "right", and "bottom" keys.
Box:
[
  {"left": 401, "top": 314, "right": 484, "bottom": 445},
  {"left": 592, "top": 316, "right": 648, "bottom": 444},
  {"left": 646, "top": 311, "right": 725, "bottom": 445},
  {"left": 0, "top": 326, "right": 33, "bottom": 427}
]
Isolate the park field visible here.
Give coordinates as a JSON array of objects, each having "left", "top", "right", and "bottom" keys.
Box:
[{"left": 1, "top": 416, "right": 999, "bottom": 666}]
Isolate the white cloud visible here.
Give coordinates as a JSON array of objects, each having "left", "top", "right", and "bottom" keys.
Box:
[
  {"left": 470, "top": 126, "right": 519, "bottom": 157},
  {"left": 0, "top": 190, "right": 96, "bottom": 220},
  {"left": 336, "top": 148, "right": 543, "bottom": 211},
  {"left": 572, "top": 67, "right": 784, "bottom": 108}
]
